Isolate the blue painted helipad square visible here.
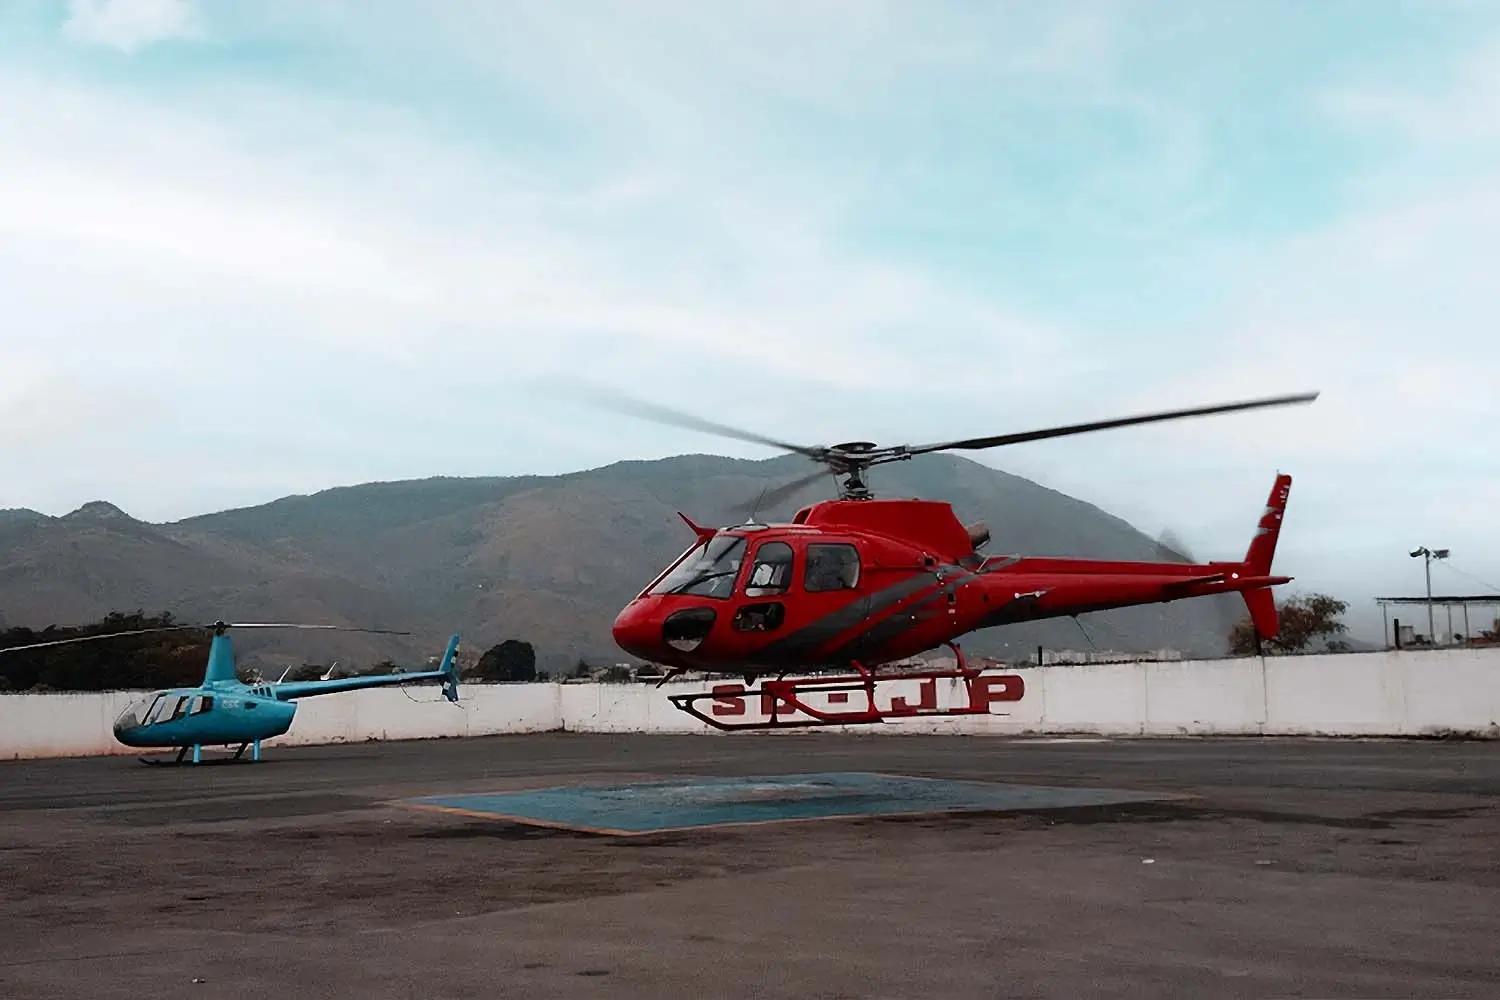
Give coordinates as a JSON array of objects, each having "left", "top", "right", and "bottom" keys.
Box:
[{"left": 405, "top": 772, "right": 1167, "bottom": 835}]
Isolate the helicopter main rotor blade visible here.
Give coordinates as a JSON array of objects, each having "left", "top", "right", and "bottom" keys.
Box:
[
  {"left": 733, "top": 468, "right": 830, "bottom": 519},
  {"left": 224, "top": 624, "right": 412, "bottom": 635},
  {"left": 904, "top": 392, "right": 1319, "bottom": 456},
  {"left": 583, "top": 388, "right": 828, "bottom": 460},
  {"left": 0, "top": 625, "right": 204, "bottom": 654},
  {"left": 0, "top": 622, "right": 411, "bottom": 654}
]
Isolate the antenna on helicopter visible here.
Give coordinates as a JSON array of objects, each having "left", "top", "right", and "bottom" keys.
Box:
[{"left": 745, "top": 486, "right": 769, "bottom": 525}]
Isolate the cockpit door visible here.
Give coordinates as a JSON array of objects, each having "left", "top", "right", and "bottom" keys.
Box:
[
  {"left": 733, "top": 540, "right": 796, "bottom": 633},
  {"left": 755, "top": 538, "right": 871, "bottom": 661}
]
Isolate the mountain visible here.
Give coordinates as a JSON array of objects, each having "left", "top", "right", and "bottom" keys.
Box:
[{"left": 0, "top": 454, "right": 1245, "bottom": 671}]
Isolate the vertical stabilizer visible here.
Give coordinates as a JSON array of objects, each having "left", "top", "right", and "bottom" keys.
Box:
[
  {"left": 1242, "top": 588, "right": 1280, "bottom": 641},
  {"left": 1244, "top": 474, "right": 1292, "bottom": 576},
  {"left": 202, "top": 633, "right": 238, "bottom": 686},
  {"left": 1239, "top": 473, "right": 1293, "bottom": 642}
]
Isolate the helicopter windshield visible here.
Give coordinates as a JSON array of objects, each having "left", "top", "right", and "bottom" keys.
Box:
[
  {"left": 115, "top": 700, "right": 146, "bottom": 731},
  {"left": 649, "top": 534, "right": 746, "bottom": 599},
  {"left": 115, "top": 692, "right": 166, "bottom": 731},
  {"left": 115, "top": 692, "right": 200, "bottom": 731}
]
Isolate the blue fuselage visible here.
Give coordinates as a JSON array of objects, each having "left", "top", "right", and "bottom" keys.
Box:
[{"left": 112, "top": 686, "right": 296, "bottom": 747}]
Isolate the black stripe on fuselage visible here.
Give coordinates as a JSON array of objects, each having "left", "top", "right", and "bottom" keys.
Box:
[
  {"left": 753, "top": 566, "right": 978, "bottom": 665},
  {"left": 976, "top": 591, "right": 1048, "bottom": 629},
  {"left": 751, "top": 571, "right": 943, "bottom": 664},
  {"left": 830, "top": 568, "right": 976, "bottom": 660}
]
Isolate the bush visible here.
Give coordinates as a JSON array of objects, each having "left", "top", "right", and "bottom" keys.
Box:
[
  {"left": 473, "top": 640, "right": 537, "bottom": 682},
  {"left": 1228, "top": 593, "right": 1349, "bottom": 655}
]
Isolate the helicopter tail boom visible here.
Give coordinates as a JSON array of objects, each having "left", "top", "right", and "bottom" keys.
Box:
[{"left": 271, "top": 634, "right": 462, "bottom": 701}]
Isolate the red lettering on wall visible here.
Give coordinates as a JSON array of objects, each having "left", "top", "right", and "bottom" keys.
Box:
[
  {"left": 711, "top": 684, "right": 746, "bottom": 717},
  {"left": 970, "top": 674, "right": 1025, "bottom": 711},
  {"left": 888, "top": 678, "right": 937, "bottom": 715}
]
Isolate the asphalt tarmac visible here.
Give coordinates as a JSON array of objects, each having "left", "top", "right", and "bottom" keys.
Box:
[{"left": 2, "top": 733, "right": 1497, "bottom": 998}]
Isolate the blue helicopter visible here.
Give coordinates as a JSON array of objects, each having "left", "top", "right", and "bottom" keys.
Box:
[{"left": 0, "top": 621, "right": 460, "bottom": 764}]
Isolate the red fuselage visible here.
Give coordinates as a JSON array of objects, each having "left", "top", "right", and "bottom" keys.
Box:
[{"left": 612, "top": 481, "right": 1292, "bottom": 673}]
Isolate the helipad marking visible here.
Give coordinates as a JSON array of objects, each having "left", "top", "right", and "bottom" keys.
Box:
[{"left": 400, "top": 772, "right": 1169, "bottom": 836}]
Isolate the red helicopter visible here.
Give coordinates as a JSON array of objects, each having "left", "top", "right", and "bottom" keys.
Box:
[{"left": 608, "top": 392, "right": 1316, "bottom": 730}]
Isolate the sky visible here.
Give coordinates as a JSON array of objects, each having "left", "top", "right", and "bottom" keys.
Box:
[{"left": 1, "top": 0, "right": 1497, "bottom": 640}]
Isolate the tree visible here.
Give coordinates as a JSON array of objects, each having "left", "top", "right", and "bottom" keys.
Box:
[
  {"left": 1229, "top": 593, "right": 1349, "bottom": 655},
  {"left": 474, "top": 640, "right": 537, "bottom": 682}
]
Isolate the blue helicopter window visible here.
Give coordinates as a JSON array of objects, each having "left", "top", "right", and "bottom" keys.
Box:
[
  {"left": 144, "top": 695, "right": 187, "bottom": 725},
  {"left": 805, "top": 543, "right": 860, "bottom": 592},
  {"left": 193, "top": 696, "right": 214, "bottom": 714}
]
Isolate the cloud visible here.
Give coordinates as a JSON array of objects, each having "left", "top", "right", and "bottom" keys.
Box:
[
  {"left": 62, "top": 0, "right": 200, "bottom": 53},
  {"left": 0, "top": 64, "right": 1082, "bottom": 519},
  {"left": 4, "top": 4, "right": 1498, "bottom": 635},
  {"left": 1043, "top": 179, "right": 1500, "bottom": 639},
  {"left": 1321, "top": 39, "right": 1500, "bottom": 143}
]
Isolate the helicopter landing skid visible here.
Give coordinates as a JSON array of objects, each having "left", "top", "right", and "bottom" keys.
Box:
[
  {"left": 138, "top": 746, "right": 191, "bottom": 766},
  {"left": 667, "top": 647, "right": 1025, "bottom": 731},
  {"left": 138, "top": 740, "right": 262, "bottom": 766}
]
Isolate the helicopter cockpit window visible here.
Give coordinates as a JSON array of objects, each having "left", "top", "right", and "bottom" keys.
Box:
[
  {"left": 115, "top": 697, "right": 154, "bottom": 731},
  {"left": 805, "top": 543, "right": 860, "bottom": 592},
  {"left": 744, "top": 542, "right": 793, "bottom": 597},
  {"left": 648, "top": 534, "right": 746, "bottom": 600},
  {"left": 142, "top": 694, "right": 174, "bottom": 725}
]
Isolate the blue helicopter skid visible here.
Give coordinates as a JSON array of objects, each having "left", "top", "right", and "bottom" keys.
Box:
[
  {"left": 138, "top": 750, "right": 192, "bottom": 767},
  {"left": 137, "top": 740, "right": 262, "bottom": 766}
]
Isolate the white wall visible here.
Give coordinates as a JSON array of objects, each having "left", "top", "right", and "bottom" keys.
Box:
[
  {"left": 0, "top": 690, "right": 140, "bottom": 759},
  {"left": 281, "top": 683, "right": 561, "bottom": 747},
  {"left": 2, "top": 648, "right": 1496, "bottom": 759},
  {"left": 0, "top": 684, "right": 564, "bottom": 759}
]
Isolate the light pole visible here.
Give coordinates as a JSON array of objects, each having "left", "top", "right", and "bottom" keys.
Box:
[{"left": 1409, "top": 546, "right": 1450, "bottom": 643}]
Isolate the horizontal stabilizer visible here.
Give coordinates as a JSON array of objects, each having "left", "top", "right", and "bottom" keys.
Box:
[
  {"left": 1162, "top": 573, "right": 1228, "bottom": 592},
  {"left": 1163, "top": 572, "right": 1291, "bottom": 596}
]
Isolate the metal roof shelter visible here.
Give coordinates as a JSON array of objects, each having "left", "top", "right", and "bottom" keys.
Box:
[{"left": 1376, "top": 595, "right": 1500, "bottom": 647}]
